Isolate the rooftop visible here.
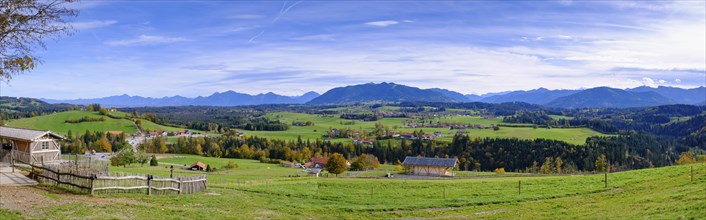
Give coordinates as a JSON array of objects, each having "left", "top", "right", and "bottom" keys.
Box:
[
  {"left": 402, "top": 156, "right": 457, "bottom": 168},
  {"left": 0, "top": 126, "right": 66, "bottom": 141}
]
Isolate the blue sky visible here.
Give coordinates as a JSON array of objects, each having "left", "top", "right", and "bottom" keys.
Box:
[{"left": 2, "top": 0, "right": 705, "bottom": 99}]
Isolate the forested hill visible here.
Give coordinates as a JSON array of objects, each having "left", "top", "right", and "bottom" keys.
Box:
[
  {"left": 307, "top": 82, "right": 456, "bottom": 104},
  {"left": 0, "top": 96, "right": 75, "bottom": 120},
  {"left": 546, "top": 87, "right": 674, "bottom": 108}
]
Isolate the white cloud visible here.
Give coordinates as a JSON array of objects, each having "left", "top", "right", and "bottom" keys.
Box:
[
  {"left": 658, "top": 79, "right": 666, "bottom": 84},
  {"left": 642, "top": 77, "right": 658, "bottom": 87},
  {"left": 365, "top": 20, "right": 399, "bottom": 27},
  {"left": 70, "top": 20, "right": 117, "bottom": 30},
  {"left": 105, "top": 35, "right": 188, "bottom": 46},
  {"left": 675, "top": 79, "right": 682, "bottom": 83}
]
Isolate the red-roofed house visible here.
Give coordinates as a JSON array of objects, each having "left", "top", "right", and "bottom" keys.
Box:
[{"left": 309, "top": 157, "right": 327, "bottom": 168}]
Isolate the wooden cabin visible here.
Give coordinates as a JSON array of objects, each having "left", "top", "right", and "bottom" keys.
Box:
[
  {"left": 402, "top": 156, "right": 458, "bottom": 177},
  {"left": 0, "top": 126, "right": 66, "bottom": 164},
  {"left": 190, "top": 161, "right": 206, "bottom": 171}
]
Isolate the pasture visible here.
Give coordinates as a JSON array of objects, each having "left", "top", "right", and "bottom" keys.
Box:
[
  {"left": 246, "top": 112, "right": 605, "bottom": 145},
  {"left": 3, "top": 154, "right": 704, "bottom": 219},
  {"left": 5, "top": 110, "right": 191, "bottom": 135}
]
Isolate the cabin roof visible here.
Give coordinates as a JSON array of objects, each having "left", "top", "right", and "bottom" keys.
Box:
[
  {"left": 191, "top": 161, "right": 206, "bottom": 169},
  {"left": 402, "top": 156, "right": 457, "bottom": 168},
  {"left": 0, "top": 126, "right": 66, "bottom": 141}
]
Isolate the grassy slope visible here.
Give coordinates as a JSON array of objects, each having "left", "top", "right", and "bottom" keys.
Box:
[
  {"left": 6, "top": 110, "right": 189, "bottom": 135},
  {"left": 6, "top": 111, "right": 137, "bottom": 135},
  {"left": 9, "top": 154, "right": 704, "bottom": 219},
  {"left": 245, "top": 112, "right": 604, "bottom": 145}
]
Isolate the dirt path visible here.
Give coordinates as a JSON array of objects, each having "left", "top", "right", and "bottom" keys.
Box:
[{"left": 0, "top": 185, "right": 147, "bottom": 217}]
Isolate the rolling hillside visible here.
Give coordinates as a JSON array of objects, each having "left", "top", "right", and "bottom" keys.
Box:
[{"left": 5, "top": 110, "right": 184, "bottom": 135}]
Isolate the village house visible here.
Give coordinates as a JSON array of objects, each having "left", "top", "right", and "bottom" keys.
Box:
[
  {"left": 402, "top": 156, "right": 458, "bottom": 177},
  {"left": 305, "top": 168, "right": 322, "bottom": 177},
  {"left": 352, "top": 138, "right": 375, "bottom": 145},
  {"left": 309, "top": 157, "right": 327, "bottom": 168},
  {"left": 175, "top": 130, "right": 191, "bottom": 136},
  {"left": 146, "top": 130, "right": 168, "bottom": 138},
  {"left": 400, "top": 133, "right": 415, "bottom": 139},
  {"left": 0, "top": 126, "right": 66, "bottom": 164}
]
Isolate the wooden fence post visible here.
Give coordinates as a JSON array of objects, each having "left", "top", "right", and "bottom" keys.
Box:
[
  {"left": 147, "top": 174, "right": 152, "bottom": 195},
  {"left": 691, "top": 166, "right": 694, "bottom": 182},
  {"left": 56, "top": 169, "right": 60, "bottom": 186},
  {"left": 604, "top": 173, "right": 608, "bottom": 188},
  {"left": 90, "top": 174, "right": 96, "bottom": 195},
  {"left": 443, "top": 186, "right": 446, "bottom": 199},
  {"left": 178, "top": 177, "right": 182, "bottom": 194},
  {"left": 10, "top": 150, "right": 14, "bottom": 172},
  {"left": 519, "top": 180, "right": 521, "bottom": 195}
]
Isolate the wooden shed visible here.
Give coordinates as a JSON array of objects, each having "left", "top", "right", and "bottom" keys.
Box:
[
  {"left": 402, "top": 156, "right": 458, "bottom": 177},
  {"left": 190, "top": 161, "right": 206, "bottom": 171},
  {"left": 0, "top": 126, "right": 66, "bottom": 164}
]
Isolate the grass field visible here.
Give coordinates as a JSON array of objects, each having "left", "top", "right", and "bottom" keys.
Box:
[
  {"left": 246, "top": 112, "right": 605, "bottom": 145},
  {"left": 5, "top": 110, "right": 191, "bottom": 135},
  {"left": 6, "top": 111, "right": 138, "bottom": 135},
  {"left": 4, "top": 154, "right": 704, "bottom": 219}
]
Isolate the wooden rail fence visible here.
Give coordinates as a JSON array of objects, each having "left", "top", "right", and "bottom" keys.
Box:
[{"left": 28, "top": 163, "right": 207, "bottom": 195}]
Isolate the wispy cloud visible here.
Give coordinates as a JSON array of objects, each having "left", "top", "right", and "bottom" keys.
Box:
[
  {"left": 290, "top": 34, "right": 335, "bottom": 41},
  {"left": 181, "top": 64, "right": 228, "bottom": 71},
  {"left": 70, "top": 20, "right": 117, "bottom": 30},
  {"left": 365, "top": 20, "right": 399, "bottom": 27},
  {"left": 229, "top": 14, "right": 264, "bottom": 19},
  {"left": 105, "top": 35, "right": 188, "bottom": 46}
]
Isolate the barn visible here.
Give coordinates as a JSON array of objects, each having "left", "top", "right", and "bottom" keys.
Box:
[
  {"left": 402, "top": 156, "right": 458, "bottom": 177},
  {"left": 0, "top": 126, "right": 66, "bottom": 164}
]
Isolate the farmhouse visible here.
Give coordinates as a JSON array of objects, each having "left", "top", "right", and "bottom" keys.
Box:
[
  {"left": 402, "top": 156, "right": 457, "bottom": 177},
  {"left": 0, "top": 126, "right": 66, "bottom": 164},
  {"left": 309, "top": 157, "right": 327, "bottom": 168}
]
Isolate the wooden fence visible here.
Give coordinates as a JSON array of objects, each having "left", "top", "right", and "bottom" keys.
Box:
[{"left": 29, "top": 163, "right": 207, "bottom": 195}]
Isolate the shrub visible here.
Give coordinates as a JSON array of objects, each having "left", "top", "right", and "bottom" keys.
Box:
[
  {"left": 393, "top": 164, "right": 404, "bottom": 171},
  {"left": 677, "top": 151, "right": 697, "bottom": 165},
  {"left": 494, "top": 167, "right": 506, "bottom": 175},
  {"left": 149, "top": 155, "right": 158, "bottom": 166},
  {"left": 223, "top": 161, "right": 239, "bottom": 170}
]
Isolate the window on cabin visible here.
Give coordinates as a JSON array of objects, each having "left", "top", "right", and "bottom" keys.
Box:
[{"left": 41, "top": 142, "right": 49, "bottom": 150}]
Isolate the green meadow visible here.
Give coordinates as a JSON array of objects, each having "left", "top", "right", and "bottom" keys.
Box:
[
  {"left": 245, "top": 112, "right": 605, "bottom": 145},
  {"left": 6, "top": 154, "right": 704, "bottom": 219},
  {"left": 6, "top": 110, "right": 191, "bottom": 135}
]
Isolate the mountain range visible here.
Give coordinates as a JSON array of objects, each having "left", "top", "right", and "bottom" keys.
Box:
[
  {"left": 42, "top": 91, "right": 320, "bottom": 107},
  {"left": 40, "top": 82, "right": 705, "bottom": 109}
]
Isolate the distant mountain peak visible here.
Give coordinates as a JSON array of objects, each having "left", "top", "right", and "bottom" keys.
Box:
[{"left": 307, "top": 82, "right": 455, "bottom": 104}]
